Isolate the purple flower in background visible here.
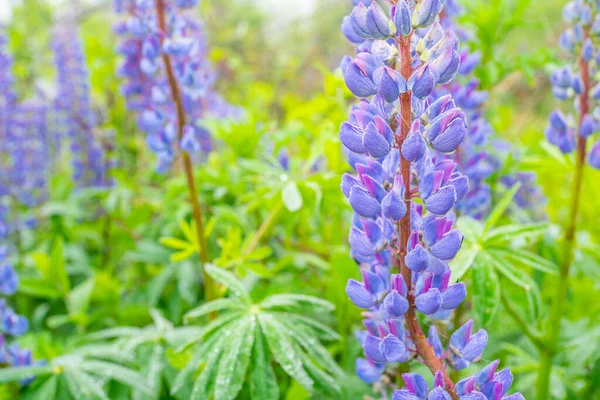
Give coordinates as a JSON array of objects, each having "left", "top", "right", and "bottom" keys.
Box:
[
  {"left": 549, "top": 0, "right": 600, "bottom": 170},
  {"left": 338, "top": 1, "right": 522, "bottom": 397},
  {"left": 52, "top": 18, "right": 114, "bottom": 188},
  {"left": 114, "top": 0, "right": 240, "bottom": 172}
]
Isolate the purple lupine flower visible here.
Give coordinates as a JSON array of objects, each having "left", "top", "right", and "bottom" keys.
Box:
[
  {"left": 338, "top": 2, "right": 521, "bottom": 397},
  {"left": 548, "top": 0, "right": 600, "bottom": 170},
  {"left": 0, "top": 246, "right": 37, "bottom": 379},
  {"left": 52, "top": 18, "right": 114, "bottom": 188},
  {"left": 113, "top": 0, "right": 240, "bottom": 172}
]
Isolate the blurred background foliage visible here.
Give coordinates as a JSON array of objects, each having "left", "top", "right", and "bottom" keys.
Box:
[{"left": 1, "top": 0, "right": 600, "bottom": 399}]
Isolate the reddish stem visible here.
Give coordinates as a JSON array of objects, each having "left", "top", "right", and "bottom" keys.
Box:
[
  {"left": 395, "top": 35, "right": 458, "bottom": 399},
  {"left": 155, "top": 0, "right": 216, "bottom": 304}
]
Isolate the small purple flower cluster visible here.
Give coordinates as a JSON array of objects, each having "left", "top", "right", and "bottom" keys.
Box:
[
  {"left": 52, "top": 19, "right": 113, "bottom": 188},
  {"left": 0, "top": 246, "right": 35, "bottom": 374},
  {"left": 1, "top": 33, "right": 49, "bottom": 233},
  {"left": 548, "top": 0, "right": 600, "bottom": 168},
  {"left": 114, "top": 0, "right": 239, "bottom": 172},
  {"left": 339, "top": 1, "right": 523, "bottom": 398},
  {"left": 433, "top": 1, "right": 497, "bottom": 219}
]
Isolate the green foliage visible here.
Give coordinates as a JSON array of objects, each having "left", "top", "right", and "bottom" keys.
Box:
[{"left": 172, "top": 265, "right": 343, "bottom": 400}]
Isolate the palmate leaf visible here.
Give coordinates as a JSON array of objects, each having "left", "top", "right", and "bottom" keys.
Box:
[
  {"left": 63, "top": 368, "right": 108, "bottom": 400},
  {"left": 184, "top": 298, "right": 247, "bottom": 320},
  {"left": 20, "top": 375, "right": 58, "bottom": 400},
  {"left": 250, "top": 327, "right": 279, "bottom": 400},
  {"left": 275, "top": 314, "right": 343, "bottom": 378},
  {"left": 485, "top": 222, "right": 548, "bottom": 244},
  {"left": 0, "top": 365, "right": 53, "bottom": 384},
  {"left": 258, "top": 313, "right": 314, "bottom": 391},
  {"left": 204, "top": 264, "right": 251, "bottom": 303},
  {"left": 260, "top": 294, "right": 334, "bottom": 312},
  {"left": 176, "top": 269, "right": 340, "bottom": 400},
  {"left": 471, "top": 262, "right": 500, "bottom": 328},
  {"left": 80, "top": 360, "right": 154, "bottom": 396},
  {"left": 133, "top": 344, "right": 164, "bottom": 400},
  {"left": 213, "top": 315, "right": 256, "bottom": 400},
  {"left": 171, "top": 332, "right": 224, "bottom": 396}
]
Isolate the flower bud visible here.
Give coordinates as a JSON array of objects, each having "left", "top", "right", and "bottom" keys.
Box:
[
  {"left": 582, "top": 38, "right": 594, "bottom": 61},
  {"left": 430, "top": 47, "right": 460, "bottom": 84},
  {"left": 581, "top": 114, "right": 596, "bottom": 138},
  {"left": 344, "top": 58, "right": 378, "bottom": 98},
  {"left": 401, "top": 120, "right": 426, "bottom": 162},
  {"left": 373, "top": 67, "right": 407, "bottom": 103},
  {"left": 426, "top": 108, "right": 468, "bottom": 153},
  {"left": 589, "top": 139, "right": 600, "bottom": 169},
  {"left": 392, "top": 2, "right": 412, "bottom": 37},
  {"left": 409, "top": 64, "right": 437, "bottom": 99},
  {"left": 412, "top": 0, "right": 443, "bottom": 28}
]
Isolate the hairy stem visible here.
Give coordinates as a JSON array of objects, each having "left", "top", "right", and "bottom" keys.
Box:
[
  {"left": 394, "top": 35, "right": 458, "bottom": 399},
  {"left": 155, "top": 0, "right": 216, "bottom": 304},
  {"left": 536, "top": 48, "right": 590, "bottom": 399}
]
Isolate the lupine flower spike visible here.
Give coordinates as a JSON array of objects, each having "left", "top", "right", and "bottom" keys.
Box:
[
  {"left": 339, "top": 1, "right": 523, "bottom": 398},
  {"left": 537, "top": 1, "right": 600, "bottom": 398}
]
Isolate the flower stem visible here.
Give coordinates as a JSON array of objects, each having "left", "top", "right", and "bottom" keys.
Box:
[
  {"left": 155, "top": 0, "right": 216, "bottom": 304},
  {"left": 394, "top": 35, "right": 458, "bottom": 400},
  {"left": 536, "top": 49, "right": 590, "bottom": 399}
]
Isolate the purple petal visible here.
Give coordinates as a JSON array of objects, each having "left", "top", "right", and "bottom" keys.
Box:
[
  {"left": 415, "top": 289, "right": 443, "bottom": 315},
  {"left": 349, "top": 186, "right": 381, "bottom": 218},
  {"left": 380, "top": 334, "right": 408, "bottom": 362},
  {"left": 441, "top": 283, "right": 467, "bottom": 310},
  {"left": 383, "top": 290, "right": 409, "bottom": 317},
  {"left": 424, "top": 185, "right": 457, "bottom": 215},
  {"left": 346, "top": 280, "right": 376, "bottom": 308}
]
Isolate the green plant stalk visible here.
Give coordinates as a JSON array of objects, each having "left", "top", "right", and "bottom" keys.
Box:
[
  {"left": 535, "top": 52, "right": 590, "bottom": 399},
  {"left": 155, "top": 0, "right": 216, "bottom": 305}
]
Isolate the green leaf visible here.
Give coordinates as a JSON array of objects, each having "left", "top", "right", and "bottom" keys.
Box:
[
  {"left": 159, "top": 237, "right": 191, "bottom": 250},
  {"left": 204, "top": 264, "right": 250, "bottom": 303},
  {"left": 20, "top": 375, "right": 58, "bottom": 400},
  {"left": 244, "top": 262, "right": 275, "bottom": 277},
  {"left": 79, "top": 361, "right": 153, "bottom": 396},
  {"left": 282, "top": 182, "right": 303, "bottom": 212},
  {"left": 250, "top": 328, "right": 279, "bottom": 400},
  {"left": 147, "top": 264, "right": 176, "bottom": 307},
  {"left": 85, "top": 327, "right": 142, "bottom": 342},
  {"left": 258, "top": 313, "right": 313, "bottom": 392},
  {"left": 484, "top": 182, "right": 521, "bottom": 233},
  {"left": 171, "top": 333, "right": 223, "bottom": 396},
  {"left": 67, "top": 277, "right": 95, "bottom": 315},
  {"left": 449, "top": 245, "right": 480, "bottom": 281},
  {"left": 276, "top": 316, "right": 343, "bottom": 377},
  {"left": 190, "top": 320, "right": 241, "bottom": 399},
  {"left": 246, "top": 246, "right": 273, "bottom": 261},
  {"left": 63, "top": 368, "right": 109, "bottom": 400},
  {"left": 484, "top": 251, "right": 532, "bottom": 290},
  {"left": 260, "top": 294, "right": 334, "bottom": 312},
  {"left": 177, "top": 261, "right": 197, "bottom": 304},
  {"left": 0, "top": 365, "right": 54, "bottom": 384},
  {"left": 18, "top": 278, "right": 63, "bottom": 299},
  {"left": 471, "top": 262, "right": 500, "bottom": 327},
  {"left": 492, "top": 248, "right": 557, "bottom": 275},
  {"left": 50, "top": 238, "right": 71, "bottom": 295},
  {"left": 133, "top": 345, "right": 163, "bottom": 400},
  {"left": 214, "top": 315, "right": 256, "bottom": 400},
  {"left": 285, "top": 314, "right": 340, "bottom": 341},
  {"left": 485, "top": 223, "right": 548, "bottom": 244},
  {"left": 185, "top": 298, "right": 246, "bottom": 321}
]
